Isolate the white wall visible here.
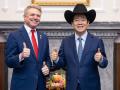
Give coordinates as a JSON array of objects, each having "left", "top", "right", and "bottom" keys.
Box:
[{"left": 0, "top": 0, "right": 120, "bottom": 22}]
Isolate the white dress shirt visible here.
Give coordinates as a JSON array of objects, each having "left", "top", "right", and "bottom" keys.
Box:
[
  {"left": 24, "top": 24, "right": 38, "bottom": 46},
  {"left": 75, "top": 31, "right": 88, "bottom": 53}
]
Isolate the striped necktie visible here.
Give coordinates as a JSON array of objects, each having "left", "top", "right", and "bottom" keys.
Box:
[{"left": 78, "top": 38, "right": 83, "bottom": 62}]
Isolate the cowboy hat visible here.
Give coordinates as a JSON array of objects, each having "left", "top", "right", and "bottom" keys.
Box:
[{"left": 64, "top": 4, "right": 96, "bottom": 24}]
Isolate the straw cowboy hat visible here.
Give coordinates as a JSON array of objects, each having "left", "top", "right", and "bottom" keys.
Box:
[{"left": 64, "top": 4, "right": 96, "bottom": 24}]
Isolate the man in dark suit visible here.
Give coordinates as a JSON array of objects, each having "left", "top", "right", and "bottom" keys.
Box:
[
  {"left": 5, "top": 5, "right": 50, "bottom": 90},
  {"left": 51, "top": 4, "right": 108, "bottom": 90}
]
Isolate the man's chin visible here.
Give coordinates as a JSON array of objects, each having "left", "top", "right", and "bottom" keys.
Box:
[{"left": 31, "top": 24, "right": 39, "bottom": 28}]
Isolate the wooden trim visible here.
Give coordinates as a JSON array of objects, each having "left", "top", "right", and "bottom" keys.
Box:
[{"left": 0, "top": 43, "right": 8, "bottom": 90}]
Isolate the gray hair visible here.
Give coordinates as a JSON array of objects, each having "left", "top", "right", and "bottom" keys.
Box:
[{"left": 24, "top": 4, "right": 42, "bottom": 16}]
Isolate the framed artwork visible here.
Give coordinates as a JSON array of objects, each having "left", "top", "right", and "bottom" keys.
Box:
[{"left": 32, "top": 0, "right": 90, "bottom": 6}]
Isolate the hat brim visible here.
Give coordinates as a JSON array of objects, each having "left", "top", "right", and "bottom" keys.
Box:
[{"left": 64, "top": 10, "right": 96, "bottom": 24}]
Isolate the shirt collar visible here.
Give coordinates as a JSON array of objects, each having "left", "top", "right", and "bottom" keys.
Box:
[
  {"left": 24, "top": 24, "right": 37, "bottom": 34},
  {"left": 75, "top": 31, "right": 88, "bottom": 41}
]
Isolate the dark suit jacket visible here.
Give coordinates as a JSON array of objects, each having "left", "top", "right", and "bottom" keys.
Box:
[
  {"left": 55, "top": 33, "right": 108, "bottom": 90},
  {"left": 5, "top": 25, "right": 50, "bottom": 90}
]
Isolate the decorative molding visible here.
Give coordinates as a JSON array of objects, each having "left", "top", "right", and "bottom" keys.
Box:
[
  {"left": 16, "top": 0, "right": 25, "bottom": 13},
  {"left": 1, "top": 0, "right": 8, "bottom": 12},
  {"left": 95, "top": 0, "right": 105, "bottom": 12},
  {"left": 113, "top": 0, "right": 119, "bottom": 11},
  {"left": 0, "top": 21, "right": 120, "bottom": 39},
  {"left": 0, "top": 22, "right": 120, "bottom": 30}
]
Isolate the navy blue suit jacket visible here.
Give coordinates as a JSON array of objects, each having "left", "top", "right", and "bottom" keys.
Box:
[
  {"left": 55, "top": 33, "right": 108, "bottom": 90},
  {"left": 5, "top": 25, "right": 50, "bottom": 90}
]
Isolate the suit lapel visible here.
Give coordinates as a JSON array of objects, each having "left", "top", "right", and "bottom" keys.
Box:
[
  {"left": 69, "top": 34, "right": 80, "bottom": 64},
  {"left": 80, "top": 33, "right": 93, "bottom": 63},
  {"left": 37, "top": 31, "right": 44, "bottom": 61},
  {"left": 19, "top": 26, "right": 36, "bottom": 59}
]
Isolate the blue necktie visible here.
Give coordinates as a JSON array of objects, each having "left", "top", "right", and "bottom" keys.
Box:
[{"left": 78, "top": 38, "right": 83, "bottom": 62}]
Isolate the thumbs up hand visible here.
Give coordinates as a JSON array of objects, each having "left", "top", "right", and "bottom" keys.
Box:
[
  {"left": 94, "top": 48, "right": 103, "bottom": 62},
  {"left": 21, "top": 42, "right": 30, "bottom": 58},
  {"left": 41, "top": 61, "right": 49, "bottom": 76}
]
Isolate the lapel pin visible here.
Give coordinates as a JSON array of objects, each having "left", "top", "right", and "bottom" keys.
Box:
[{"left": 40, "top": 34, "right": 42, "bottom": 39}]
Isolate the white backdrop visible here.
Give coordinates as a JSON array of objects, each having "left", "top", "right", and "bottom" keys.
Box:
[{"left": 0, "top": 0, "right": 120, "bottom": 22}]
